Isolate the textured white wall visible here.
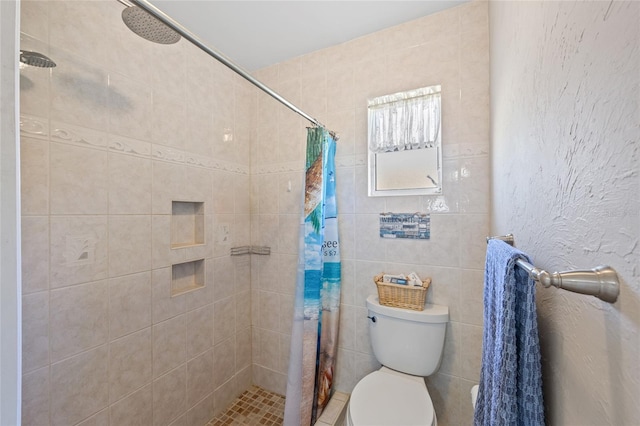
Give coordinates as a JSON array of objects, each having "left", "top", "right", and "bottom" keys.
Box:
[{"left": 490, "top": 1, "right": 639, "bottom": 424}]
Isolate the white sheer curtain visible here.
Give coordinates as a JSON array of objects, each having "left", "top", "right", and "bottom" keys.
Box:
[{"left": 368, "top": 85, "right": 441, "bottom": 153}]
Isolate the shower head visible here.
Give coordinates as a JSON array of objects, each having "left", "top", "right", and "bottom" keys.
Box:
[
  {"left": 20, "top": 50, "right": 56, "bottom": 68},
  {"left": 121, "top": 5, "right": 181, "bottom": 45}
]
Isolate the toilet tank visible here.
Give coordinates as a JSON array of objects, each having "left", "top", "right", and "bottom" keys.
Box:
[{"left": 366, "top": 295, "right": 448, "bottom": 377}]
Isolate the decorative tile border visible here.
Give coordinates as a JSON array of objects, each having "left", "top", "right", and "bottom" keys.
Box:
[
  {"left": 19, "top": 115, "right": 48, "bottom": 141},
  {"left": 443, "top": 143, "right": 490, "bottom": 159},
  {"left": 20, "top": 115, "right": 250, "bottom": 175},
  {"left": 50, "top": 120, "right": 108, "bottom": 150},
  {"left": 254, "top": 161, "right": 303, "bottom": 175},
  {"left": 109, "top": 134, "right": 151, "bottom": 158},
  {"left": 151, "top": 144, "right": 185, "bottom": 164}
]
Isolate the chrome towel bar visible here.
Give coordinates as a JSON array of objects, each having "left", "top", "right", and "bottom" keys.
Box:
[{"left": 486, "top": 234, "right": 620, "bottom": 303}]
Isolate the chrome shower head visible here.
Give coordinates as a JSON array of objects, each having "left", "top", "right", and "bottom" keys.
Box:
[
  {"left": 20, "top": 50, "right": 56, "bottom": 68},
  {"left": 121, "top": 5, "right": 181, "bottom": 45}
]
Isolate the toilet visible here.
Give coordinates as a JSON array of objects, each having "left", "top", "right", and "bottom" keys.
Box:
[{"left": 346, "top": 295, "right": 449, "bottom": 426}]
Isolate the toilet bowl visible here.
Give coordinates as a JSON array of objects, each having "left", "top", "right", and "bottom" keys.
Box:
[
  {"left": 346, "top": 296, "right": 449, "bottom": 426},
  {"left": 346, "top": 367, "right": 436, "bottom": 426}
]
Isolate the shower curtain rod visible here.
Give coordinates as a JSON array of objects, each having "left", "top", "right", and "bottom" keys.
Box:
[{"left": 129, "top": 0, "right": 332, "bottom": 133}]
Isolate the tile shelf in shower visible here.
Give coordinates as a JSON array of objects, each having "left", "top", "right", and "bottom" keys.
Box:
[
  {"left": 171, "top": 201, "right": 205, "bottom": 249},
  {"left": 171, "top": 259, "right": 205, "bottom": 297}
]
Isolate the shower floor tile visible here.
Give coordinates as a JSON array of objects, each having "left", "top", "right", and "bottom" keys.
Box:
[{"left": 206, "top": 385, "right": 285, "bottom": 425}]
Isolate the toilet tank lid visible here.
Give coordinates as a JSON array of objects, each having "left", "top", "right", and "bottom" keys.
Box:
[{"left": 366, "top": 295, "right": 449, "bottom": 323}]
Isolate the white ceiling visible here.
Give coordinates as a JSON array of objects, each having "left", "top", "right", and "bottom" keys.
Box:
[{"left": 151, "top": 1, "right": 468, "bottom": 71}]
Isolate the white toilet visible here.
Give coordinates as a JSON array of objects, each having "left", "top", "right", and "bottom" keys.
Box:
[{"left": 346, "top": 295, "right": 449, "bottom": 426}]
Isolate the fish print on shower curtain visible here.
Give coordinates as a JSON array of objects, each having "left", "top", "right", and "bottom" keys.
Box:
[{"left": 284, "top": 127, "right": 341, "bottom": 426}]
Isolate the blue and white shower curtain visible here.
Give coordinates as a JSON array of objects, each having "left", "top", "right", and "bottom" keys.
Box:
[{"left": 284, "top": 127, "right": 341, "bottom": 426}]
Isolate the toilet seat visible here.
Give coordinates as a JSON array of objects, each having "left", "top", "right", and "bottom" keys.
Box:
[{"left": 348, "top": 367, "right": 435, "bottom": 426}]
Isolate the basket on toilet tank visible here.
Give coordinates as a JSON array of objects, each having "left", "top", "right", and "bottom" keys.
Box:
[{"left": 374, "top": 273, "right": 431, "bottom": 311}]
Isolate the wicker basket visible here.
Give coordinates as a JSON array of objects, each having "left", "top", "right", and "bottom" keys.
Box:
[{"left": 374, "top": 273, "right": 431, "bottom": 311}]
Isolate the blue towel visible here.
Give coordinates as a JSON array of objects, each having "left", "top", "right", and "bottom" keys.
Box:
[{"left": 474, "top": 239, "right": 545, "bottom": 426}]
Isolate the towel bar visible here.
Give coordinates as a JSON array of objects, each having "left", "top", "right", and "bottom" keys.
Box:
[{"left": 486, "top": 234, "right": 620, "bottom": 303}]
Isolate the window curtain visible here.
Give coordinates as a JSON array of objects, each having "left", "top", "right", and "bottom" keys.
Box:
[
  {"left": 284, "top": 127, "right": 341, "bottom": 426},
  {"left": 368, "top": 86, "right": 441, "bottom": 153}
]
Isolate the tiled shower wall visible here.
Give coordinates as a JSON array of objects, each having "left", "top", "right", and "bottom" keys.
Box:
[
  {"left": 251, "top": 2, "right": 490, "bottom": 425},
  {"left": 20, "top": 1, "right": 254, "bottom": 424}
]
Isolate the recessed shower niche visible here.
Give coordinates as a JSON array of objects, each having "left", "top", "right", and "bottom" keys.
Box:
[
  {"left": 171, "top": 201, "right": 205, "bottom": 248},
  {"left": 171, "top": 259, "right": 205, "bottom": 296}
]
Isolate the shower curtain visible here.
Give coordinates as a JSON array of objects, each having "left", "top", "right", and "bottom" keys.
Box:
[{"left": 284, "top": 127, "right": 341, "bottom": 426}]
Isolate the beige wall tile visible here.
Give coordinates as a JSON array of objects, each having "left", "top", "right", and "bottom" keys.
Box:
[
  {"left": 212, "top": 376, "right": 237, "bottom": 417},
  {"left": 76, "top": 409, "right": 109, "bottom": 426},
  {"left": 426, "top": 372, "right": 463, "bottom": 426},
  {"left": 152, "top": 267, "right": 186, "bottom": 324},
  {"left": 184, "top": 262, "right": 215, "bottom": 312},
  {"left": 334, "top": 348, "right": 356, "bottom": 393},
  {"left": 152, "top": 93, "right": 187, "bottom": 151},
  {"left": 459, "top": 214, "right": 489, "bottom": 270},
  {"left": 459, "top": 323, "right": 483, "bottom": 382},
  {"left": 109, "top": 271, "right": 152, "bottom": 339},
  {"left": 153, "top": 315, "right": 186, "bottom": 378},
  {"left": 22, "top": 292, "right": 49, "bottom": 373},
  {"left": 459, "top": 269, "right": 484, "bottom": 327},
  {"left": 259, "top": 291, "right": 279, "bottom": 332},
  {"left": 278, "top": 333, "right": 291, "bottom": 374},
  {"left": 20, "top": 137, "right": 48, "bottom": 215},
  {"left": 187, "top": 393, "right": 214, "bottom": 426},
  {"left": 168, "top": 414, "right": 187, "bottom": 426},
  {"left": 152, "top": 215, "right": 185, "bottom": 269},
  {"left": 186, "top": 110, "right": 215, "bottom": 159},
  {"left": 233, "top": 256, "right": 251, "bottom": 295},
  {"left": 277, "top": 215, "right": 299, "bottom": 256},
  {"left": 149, "top": 41, "right": 187, "bottom": 99},
  {"left": 259, "top": 329, "right": 280, "bottom": 372},
  {"left": 186, "top": 304, "right": 214, "bottom": 358},
  {"left": 186, "top": 349, "right": 214, "bottom": 407},
  {"left": 234, "top": 174, "right": 251, "bottom": 214},
  {"left": 236, "top": 290, "right": 251, "bottom": 331},
  {"left": 22, "top": 367, "right": 49, "bottom": 426},
  {"left": 153, "top": 365, "right": 187, "bottom": 426},
  {"left": 49, "top": 51, "right": 108, "bottom": 131},
  {"left": 108, "top": 152, "right": 152, "bottom": 214},
  {"left": 108, "top": 72, "right": 153, "bottom": 141},
  {"left": 213, "top": 256, "right": 234, "bottom": 302},
  {"left": 213, "top": 338, "right": 235, "bottom": 389},
  {"left": 354, "top": 214, "right": 386, "bottom": 262},
  {"left": 354, "top": 307, "right": 373, "bottom": 355},
  {"left": 48, "top": 1, "right": 109, "bottom": 65},
  {"left": 50, "top": 345, "right": 109, "bottom": 426},
  {"left": 50, "top": 142, "right": 108, "bottom": 215},
  {"left": 109, "top": 328, "right": 152, "bottom": 402},
  {"left": 211, "top": 171, "right": 236, "bottom": 215},
  {"left": 152, "top": 160, "right": 185, "bottom": 215},
  {"left": 50, "top": 280, "right": 108, "bottom": 362},
  {"left": 110, "top": 384, "right": 153, "bottom": 426},
  {"left": 236, "top": 327, "right": 252, "bottom": 373},
  {"left": 108, "top": 215, "right": 151, "bottom": 277},
  {"left": 252, "top": 365, "right": 286, "bottom": 396},
  {"left": 235, "top": 365, "right": 252, "bottom": 393},
  {"left": 21, "top": 216, "right": 49, "bottom": 294},
  {"left": 439, "top": 322, "right": 461, "bottom": 377},
  {"left": 49, "top": 215, "right": 108, "bottom": 289},
  {"left": 182, "top": 167, "right": 213, "bottom": 210},
  {"left": 213, "top": 296, "right": 235, "bottom": 344}
]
